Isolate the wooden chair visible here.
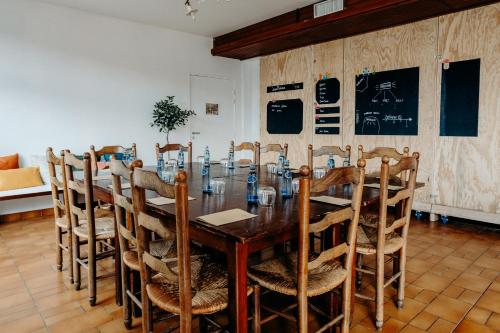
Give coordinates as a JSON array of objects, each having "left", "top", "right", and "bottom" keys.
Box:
[
  {"left": 248, "top": 160, "right": 366, "bottom": 333},
  {"left": 64, "top": 152, "right": 116, "bottom": 306},
  {"left": 230, "top": 140, "right": 256, "bottom": 164},
  {"left": 254, "top": 142, "right": 288, "bottom": 166},
  {"left": 46, "top": 148, "right": 72, "bottom": 282},
  {"left": 110, "top": 159, "right": 181, "bottom": 329},
  {"left": 358, "top": 145, "right": 409, "bottom": 180},
  {"left": 308, "top": 144, "right": 352, "bottom": 172},
  {"left": 132, "top": 168, "right": 251, "bottom": 333},
  {"left": 354, "top": 153, "right": 419, "bottom": 330},
  {"left": 90, "top": 144, "right": 137, "bottom": 176},
  {"left": 155, "top": 142, "right": 192, "bottom": 164}
]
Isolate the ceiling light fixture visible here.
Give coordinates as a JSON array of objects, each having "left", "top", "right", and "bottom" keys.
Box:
[{"left": 185, "top": 0, "right": 198, "bottom": 19}]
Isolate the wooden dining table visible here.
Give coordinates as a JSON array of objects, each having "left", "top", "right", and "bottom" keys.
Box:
[{"left": 91, "top": 162, "right": 423, "bottom": 333}]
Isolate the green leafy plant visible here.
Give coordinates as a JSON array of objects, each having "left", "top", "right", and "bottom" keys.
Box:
[{"left": 150, "top": 96, "right": 196, "bottom": 144}]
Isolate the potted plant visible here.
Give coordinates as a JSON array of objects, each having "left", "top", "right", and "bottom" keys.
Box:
[{"left": 150, "top": 96, "right": 196, "bottom": 149}]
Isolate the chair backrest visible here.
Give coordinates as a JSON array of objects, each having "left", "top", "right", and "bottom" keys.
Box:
[
  {"left": 254, "top": 141, "right": 288, "bottom": 165},
  {"left": 296, "top": 160, "right": 365, "bottom": 323},
  {"left": 358, "top": 145, "right": 410, "bottom": 180},
  {"left": 307, "top": 144, "right": 351, "bottom": 171},
  {"left": 155, "top": 142, "right": 192, "bottom": 164},
  {"left": 46, "top": 147, "right": 70, "bottom": 223},
  {"left": 376, "top": 153, "right": 419, "bottom": 248},
  {"left": 230, "top": 140, "right": 255, "bottom": 164},
  {"left": 110, "top": 159, "right": 143, "bottom": 255},
  {"left": 90, "top": 144, "right": 137, "bottom": 176},
  {"left": 64, "top": 151, "right": 96, "bottom": 240},
  {"left": 132, "top": 168, "right": 192, "bottom": 330}
]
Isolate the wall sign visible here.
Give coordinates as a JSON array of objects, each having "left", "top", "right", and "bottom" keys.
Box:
[
  {"left": 440, "top": 59, "right": 480, "bottom": 137},
  {"left": 315, "top": 106, "right": 340, "bottom": 115},
  {"left": 267, "top": 82, "right": 303, "bottom": 93},
  {"left": 315, "top": 117, "right": 340, "bottom": 125},
  {"left": 315, "top": 78, "right": 340, "bottom": 104},
  {"left": 355, "top": 67, "right": 419, "bottom": 136},
  {"left": 267, "top": 99, "right": 303, "bottom": 134},
  {"left": 315, "top": 127, "right": 340, "bottom": 135}
]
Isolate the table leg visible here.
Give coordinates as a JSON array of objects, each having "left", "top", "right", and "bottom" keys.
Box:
[{"left": 227, "top": 242, "right": 249, "bottom": 333}]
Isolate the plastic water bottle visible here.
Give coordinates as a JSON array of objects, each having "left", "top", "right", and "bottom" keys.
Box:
[
  {"left": 157, "top": 154, "right": 164, "bottom": 176},
  {"left": 343, "top": 155, "right": 350, "bottom": 167},
  {"left": 178, "top": 149, "right": 185, "bottom": 169},
  {"left": 277, "top": 148, "right": 285, "bottom": 175},
  {"left": 228, "top": 146, "right": 235, "bottom": 169},
  {"left": 327, "top": 153, "right": 335, "bottom": 170},
  {"left": 202, "top": 146, "right": 211, "bottom": 193},
  {"left": 247, "top": 164, "right": 258, "bottom": 203},
  {"left": 280, "top": 160, "right": 293, "bottom": 199}
]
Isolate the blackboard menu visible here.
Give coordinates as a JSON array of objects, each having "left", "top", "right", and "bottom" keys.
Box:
[
  {"left": 267, "top": 83, "right": 303, "bottom": 93},
  {"left": 440, "top": 59, "right": 480, "bottom": 137},
  {"left": 316, "top": 127, "right": 340, "bottom": 135},
  {"left": 316, "top": 78, "right": 340, "bottom": 104},
  {"left": 267, "top": 99, "right": 303, "bottom": 134},
  {"left": 355, "top": 67, "right": 419, "bottom": 136},
  {"left": 316, "top": 107, "right": 340, "bottom": 115},
  {"left": 315, "top": 117, "right": 340, "bottom": 125}
]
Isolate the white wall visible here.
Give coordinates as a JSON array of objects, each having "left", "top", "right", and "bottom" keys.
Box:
[
  {"left": 240, "top": 58, "right": 260, "bottom": 142},
  {"left": 0, "top": 0, "right": 247, "bottom": 166}
]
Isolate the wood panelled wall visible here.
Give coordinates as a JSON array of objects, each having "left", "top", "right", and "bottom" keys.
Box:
[{"left": 260, "top": 4, "right": 499, "bottom": 218}]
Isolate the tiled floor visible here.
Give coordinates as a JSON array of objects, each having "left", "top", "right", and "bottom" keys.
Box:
[{"left": 0, "top": 216, "right": 498, "bottom": 332}]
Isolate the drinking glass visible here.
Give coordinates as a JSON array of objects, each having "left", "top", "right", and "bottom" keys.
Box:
[
  {"left": 167, "top": 159, "right": 178, "bottom": 167},
  {"left": 292, "top": 178, "right": 300, "bottom": 193},
  {"left": 266, "top": 163, "right": 277, "bottom": 174},
  {"left": 220, "top": 158, "right": 229, "bottom": 168},
  {"left": 258, "top": 186, "right": 276, "bottom": 207},
  {"left": 210, "top": 178, "right": 226, "bottom": 195},
  {"left": 313, "top": 167, "right": 327, "bottom": 179}
]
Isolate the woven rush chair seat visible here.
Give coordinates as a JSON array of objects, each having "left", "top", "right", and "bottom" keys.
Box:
[
  {"left": 123, "top": 239, "right": 197, "bottom": 271},
  {"left": 146, "top": 256, "right": 252, "bottom": 315},
  {"left": 356, "top": 213, "right": 404, "bottom": 255},
  {"left": 73, "top": 217, "right": 115, "bottom": 240},
  {"left": 55, "top": 216, "right": 69, "bottom": 229},
  {"left": 248, "top": 252, "right": 348, "bottom": 297}
]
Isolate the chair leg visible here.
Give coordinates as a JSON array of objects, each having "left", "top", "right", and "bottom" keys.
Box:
[
  {"left": 253, "top": 285, "right": 261, "bottom": 333},
  {"left": 56, "top": 226, "right": 63, "bottom": 271},
  {"left": 340, "top": 278, "right": 351, "bottom": 333},
  {"left": 375, "top": 253, "right": 384, "bottom": 330},
  {"left": 355, "top": 253, "right": 363, "bottom": 290},
  {"left": 123, "top": 265, "right": 132, "bottom": 329},
  {"left": 397, "top": 246, "right": 407, "bottom": 308},
  {"left": 67, "top": 228, "right": 74, "bottom": 284},
  {"left": 73, "top": 234, "right": 81, "bottom": 290},
  {"left": 141, "top": 288, "right": 153, "bottom": 333},
  {"left": 88, "top": 239, "right": 97, "bottom": 306}
]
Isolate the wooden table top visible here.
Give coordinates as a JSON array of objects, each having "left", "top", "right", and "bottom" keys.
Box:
[{"left": 93, "top": 163, "right": 423, "bottom": 245}]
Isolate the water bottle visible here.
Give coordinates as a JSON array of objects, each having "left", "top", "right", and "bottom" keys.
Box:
[
  {"left": 247, "top": 164, "right": 258, "bottom": 203},
  {"left": 343, "top": 155, "right": 350, "bottom": 167},
  {"left": 157, "top": 153, "right": 164, "bottom": 176},
  {"left": 277, "top": 148, "right": 285, "bottom": 175},
  {"left": 280, "top": 160, "right": 293, "bottom": 199},
  {"left": 327, "top": 153, "right": 335, "bottom": 170},
  {"left": 178, "top": 149, "right": 185, "bottom": 169},
  {"left": 202, "top": 146, "right": 211, "bottom": 193},
  {"left": 228, "top": 146, "right": 235, "bottom": 169}
]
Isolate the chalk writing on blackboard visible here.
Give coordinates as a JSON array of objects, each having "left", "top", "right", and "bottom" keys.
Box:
[
  {"left": 267, "top": 83, "right": 303, "bottom": 93},
  {"left": 267, "top": 99, "right": 303, "bottom": 134},
  {"left": 355, "top": 67, "right": 419, "bottom": 136},
  {"left": 316, "top": 78, "right": 340, "bottom": 104},
  {"left": 315, "top": 127, "right": 340, "bottom": 135},
  {"left": 315, "top": 107, "right": 340, "bottom": 115}
]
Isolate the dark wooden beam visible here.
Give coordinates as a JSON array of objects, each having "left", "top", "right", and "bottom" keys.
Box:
[{"left": 212, "top": 0, "right": 498, "bottom": 60}]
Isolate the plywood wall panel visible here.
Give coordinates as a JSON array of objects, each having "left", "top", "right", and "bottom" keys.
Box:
[
  {"left": 434, "top": 4, "right": 500, "bottom": 214},
  {"left": 342, "top": 19, "right": 438, "bottom": 204},
  {"left": 311, "top": 40, "right": 345, "bottom": 167},
  {"left": 260, "top": 47, "right": 314, "bottom": 167}
]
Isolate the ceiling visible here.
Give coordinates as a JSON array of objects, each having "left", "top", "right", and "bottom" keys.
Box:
[{"left": 33, "top": 0, "right": 318, "bottom": 37}]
